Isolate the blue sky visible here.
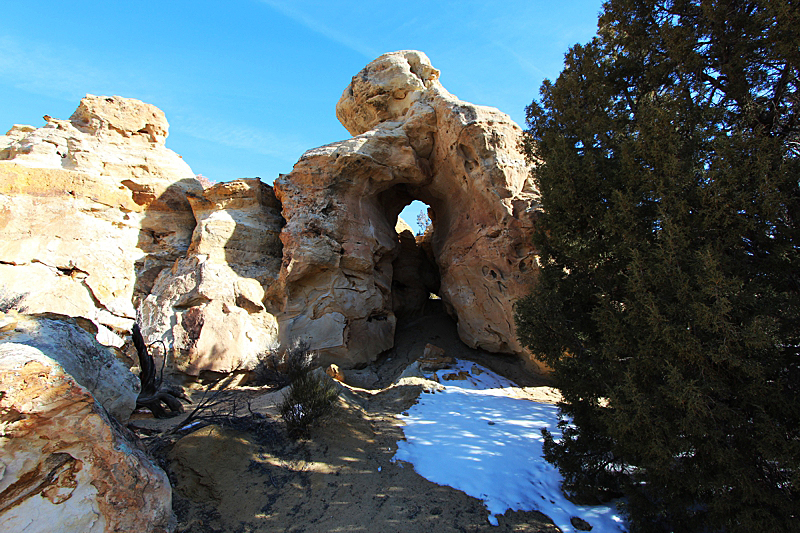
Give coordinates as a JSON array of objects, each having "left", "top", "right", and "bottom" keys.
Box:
[{"left": 1, "top": 1, "right": 604, "bottom": 225}]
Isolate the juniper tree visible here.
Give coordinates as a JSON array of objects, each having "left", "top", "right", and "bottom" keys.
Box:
[{"left": 515, "top": 1, "right": 799, "bottom": 531}]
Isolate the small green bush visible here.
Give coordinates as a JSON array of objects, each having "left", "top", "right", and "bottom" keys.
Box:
[
  {"left": 278, "top": 341, "right": 339, "bottom": 437},
  {"left": 250, "top": 348, "right": 289, "bottom": 388}
]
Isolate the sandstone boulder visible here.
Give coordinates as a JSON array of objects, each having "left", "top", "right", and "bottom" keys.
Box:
[
  {"left": 394, "top": 216, "right": 415, "bottom": 235},
  {"left": 0, "top": 311, "right": 139, "bottom": 422},
  {"left": 418, "top": 344, "right": 455, "bottom": 372},
  {"left": 0, "top": 95, "right": 201, "bottom": 348},
  {"left": 344, "top": 368, "right": 380, "bottom": 389},
  {"left": 0, "top": 312, "right": 173, "bottom": 533},
  {"left": 441, "top": 370, "right": 471, "bottom": 381},
  {"left": 325, "top": 364, "right": 345, "bottom": 382},
  {"left": 271, "top": 50, "right": 541, "bottom": 368},
  {"left": 70, "top": 94, "right": 169, "bottom": 142},
  {"left": 138, "top": 178, "right": 283, "bottom": 376}
]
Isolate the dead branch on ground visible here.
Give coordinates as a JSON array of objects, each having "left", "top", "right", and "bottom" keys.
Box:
[{"left": 133, "top": 323, "right": 191, "bottom": 418}]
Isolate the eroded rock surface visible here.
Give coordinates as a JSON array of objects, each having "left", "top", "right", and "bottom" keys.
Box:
[
  {"left": 0, "top": 311, "right": 139, "bottom": 422},
  {"left": 392, "top": 227, "right": 440, "bottom": 322},
  {"left": 0, "top": 312, "right": 173, "bottom": 533},
  {"left": 0, "top": 95, "right": 202, "bottom": 347},
  {"left": 0, "top": 52, "right": 541, "bottom": 377},
  {"left": 139, "top": 179, "right": 284, "bottom": 376},
  {"left": 271, "top": 50, "right": 540, "bottom": 367}
]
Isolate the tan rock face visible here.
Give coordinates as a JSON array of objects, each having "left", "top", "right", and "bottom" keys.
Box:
[
  {"left": 0, "top": 97, "right": 285, "bottom": 379},
  {"left": 0, "top": 55, "right": 540, "bottom": 377},
  {"left": 0, "top": 312, "right": 173, "bottom": 533},
  {"left": 0, "top": 95, "right": 201, "bottom": 347},
  {"left": 70, "top": 94, "right": 169, "bottom": 142},
  {"left": 336, "top": 50, "right": 442, "bottom": 136},
  {"left": 139, "top": 179, "right": 283, "bottom": 376},
  {"left": 418, "top": 344, "right": 455, "bottom": 372},
  {"left": 272, "top": 50, "right": 541, "bottom": 368}
]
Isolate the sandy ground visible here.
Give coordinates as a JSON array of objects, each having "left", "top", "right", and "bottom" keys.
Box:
[{"left": 130, "top": 309, "right": 564, "bottom": 533}]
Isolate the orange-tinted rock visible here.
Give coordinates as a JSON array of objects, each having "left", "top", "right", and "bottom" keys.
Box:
[
  {"left": 325, "top": 364, "right": 345, "bottom": 382},
  {"left": 0, "top": 311, "right": 139, "bottom": 422},
  {"left": 271, "top": 51, "right": 541, "bottom": 368},
  {"left": 442, "top": 371, "right": 471, "bottom": 381},
  {"left": 0, "top": 312, "right": 173, "bottom": 533},
  {"left": 417, "top": 344, "right": 455, "bottom": 372}
]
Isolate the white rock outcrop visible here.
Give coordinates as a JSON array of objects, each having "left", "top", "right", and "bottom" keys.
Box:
[
  {"left": 0, "top": 312, "right": 173, "bottom": 533},
  {"left": 0, "top": 95, "right": 202, "bottom": 347}
]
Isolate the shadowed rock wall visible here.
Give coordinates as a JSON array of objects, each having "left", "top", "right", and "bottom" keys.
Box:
[{"left": 139, "top": 179, "right": 284, "bottom": 376}]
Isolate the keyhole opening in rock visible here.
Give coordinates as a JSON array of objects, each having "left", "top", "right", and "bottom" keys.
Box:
[{"left": 382, "top": 193, "right": 444, "bottom": 323}]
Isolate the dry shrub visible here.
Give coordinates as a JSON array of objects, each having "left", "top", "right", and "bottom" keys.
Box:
[
  {"left": 0, "top": 288, "right": 27, "bottom": 313},
  {"left": 278, "top": 340, "right": 339, "bottom": 437}
]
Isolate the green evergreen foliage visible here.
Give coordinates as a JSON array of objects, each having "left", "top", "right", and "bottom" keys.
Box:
[
  {"left": 278, "top": 341, "right": 339, "bottom": 437},
  {"left": 515, "top": 1, "right": 799, "bottom": 531}
]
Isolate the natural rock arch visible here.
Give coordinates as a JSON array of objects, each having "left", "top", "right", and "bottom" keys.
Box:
[
  {"left": 386, "top": 196, "right": 440, "bottom": 323},
  {"left": 0, "top": 52, "right": 542, "bottom": 378},
  {"left": 267, "top": 51, "right": 541, "bottom": 368}
]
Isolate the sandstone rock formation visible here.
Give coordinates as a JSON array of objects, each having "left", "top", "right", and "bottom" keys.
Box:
[
  {"left": 0, "top": 311, "right": 173, "bottom": 533},
  {"left": 138, "top": 179, "right": 284, "bottom": 376},
  {"left": 0, "top": 51, "right": 541, "bottom": 378},
  {"left": 270, "top": 50, "right": 540, "bottom": 367},
  {"left": 0, "top": 95, "right": 202, "bottom": 348},
  {"left": 0, "top": 50, "right": 545, "bottom": 532},
  {"left": 0, "top": 311, "right": 139, "bottom": 422},
  {"left": 0, "top": 96, "right": 287, "bottom": 377}
]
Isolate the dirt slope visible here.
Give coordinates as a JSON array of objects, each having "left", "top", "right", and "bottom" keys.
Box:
[{"left": 134, "top": 309, "right": 562, "bottom": 532}]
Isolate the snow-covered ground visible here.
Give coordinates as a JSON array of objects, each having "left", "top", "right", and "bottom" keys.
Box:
[{"left": 393, "top": 360, "right": 627, "bottom": 532}]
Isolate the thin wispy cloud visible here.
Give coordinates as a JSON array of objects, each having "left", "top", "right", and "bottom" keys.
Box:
[
  {"left": 0, "top": 36, "right": 116, "bottom": 102},
  {"left": 0, "top": 34, "right": 303, "bottom": 168},
  {"left": 173, "top": 113, "right": 311, "bottom": 162},
  {"left": 258, "top": 0, "right": 378, "bottom": 59},
  {"left": 490, "top": 41, "right": 549, "bottom": 81}
]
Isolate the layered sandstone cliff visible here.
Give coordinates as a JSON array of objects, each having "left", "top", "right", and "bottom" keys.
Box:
[
  {"left": 0, "top": 95, "right": 201, "bottom": 347},
  {"left": 0, "top": 95, "right": 287, "bottom": 377}
]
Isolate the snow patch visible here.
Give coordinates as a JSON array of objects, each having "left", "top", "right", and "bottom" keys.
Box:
[{"left": 393, "top": 359, "right": 627, "bottom": 531}]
